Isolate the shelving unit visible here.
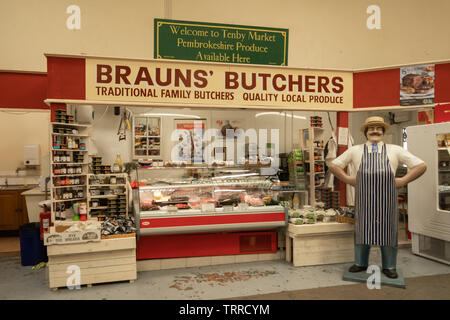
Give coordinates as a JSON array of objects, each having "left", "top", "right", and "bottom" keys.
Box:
[
  {"left": 87, "top": 173, "right": 129, "bottom": 218},
  {"left": 132, "top": 116, "right": 162, "bottom": 159},
  {"left": 438, "top": 143, "right": 450, "bottom": 211},
  {"left": 50, "top": 120, "right": 91, "bottom": 222},
  {"left": 300, "top": 127, "right": 325, "bottom": 206}
]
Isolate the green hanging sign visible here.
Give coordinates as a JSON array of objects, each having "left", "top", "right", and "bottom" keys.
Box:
[{"left": 154, "top": 19, "right": 288, "bottom": 66}]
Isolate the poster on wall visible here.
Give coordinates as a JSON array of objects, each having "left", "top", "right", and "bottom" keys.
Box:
[
  {"left": 215, "top": 119, "right": 243, "bottom": 139},
  {"left": 174, "top": 118, "right": 206, "bottom": 162},
  {"left": 400, "top": 64, "right": 435, "bottom": 106}
]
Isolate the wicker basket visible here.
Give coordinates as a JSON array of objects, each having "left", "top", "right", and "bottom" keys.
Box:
[{"left": 337, "top": 215, "right": 355, "bottom": 224}]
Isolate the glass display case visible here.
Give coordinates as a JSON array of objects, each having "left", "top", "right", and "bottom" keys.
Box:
[
  {"left": 437, "top": 133, "right": 450, "bottom": 211},
  {"left": 133, "top": 166, "right": 287, "bottom": 237},
  {"left": 407, "top": 122, "right": 450, "bottom": 265}
]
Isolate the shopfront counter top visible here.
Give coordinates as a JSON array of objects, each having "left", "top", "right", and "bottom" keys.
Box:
[
  {"left": 21, "top": 187, "right": 46, "bottom": 223},
  {"left": 21, "top": 187, "right": 44, "bottom": 196}
]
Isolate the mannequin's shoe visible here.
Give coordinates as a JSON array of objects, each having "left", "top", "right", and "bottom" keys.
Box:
[
  {"left": 348, "top": 264, "right": 368, "bottom": 272},
  {"left": 382, "top": 269, "right": 398, "bottom": 279}
]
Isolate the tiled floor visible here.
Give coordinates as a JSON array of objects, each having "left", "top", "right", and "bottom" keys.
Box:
[{"left": 1, "top": 247, "right": 449, "bottom": 300}]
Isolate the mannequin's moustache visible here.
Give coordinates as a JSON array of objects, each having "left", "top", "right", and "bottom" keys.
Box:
[{"left": 369, "top": 133, "right": 382, "bottom": 136}]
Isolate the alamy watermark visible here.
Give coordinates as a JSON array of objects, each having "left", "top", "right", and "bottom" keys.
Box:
[
  {"left": 170, "top": 122, "right": 280, "bottom": 173},
  {"left": 366, "top": 265, "right": 381, "bottom": 289},
  {"left": 66, "top": 265, "right": 81, "bottom": 290}
]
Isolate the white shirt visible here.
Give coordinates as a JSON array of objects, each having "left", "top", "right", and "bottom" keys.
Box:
[{"left": 332, "top": 141, "right": 424, "bottom": 174}]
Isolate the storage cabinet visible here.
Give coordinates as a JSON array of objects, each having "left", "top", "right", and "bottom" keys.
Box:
[
  {"left": 408, "top": 123, "right": 450, "bottom": 265},
  {"left": 0, "top": 189, "right": 29, "bottom": 231},
  {"left": 132, "top": 116, "right": 162, "bottom": 159},
  {"left": 87, "top": 173, "right": 129, "bottom": 219},
  {"left": 300, "top": 127, "right": 325, "bottom": 206},
  {"left": 50, "top": 121, "right": 91, "bottom": 222}
]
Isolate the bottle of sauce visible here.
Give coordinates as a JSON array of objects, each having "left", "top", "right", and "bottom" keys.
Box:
[
  {"left": 293, "top": 193, "right": 300, "bottom": 210},
  {"left": 113, "top": 154, "right": 123, "bottom": 173}
]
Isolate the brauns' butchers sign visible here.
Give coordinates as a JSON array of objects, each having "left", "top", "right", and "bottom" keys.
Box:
[
  {"left": 154, "top": 19, "right": 288, "bottom": 66},
  {"left": 85, "top": 58, "right": 353, "bottom": 110}
]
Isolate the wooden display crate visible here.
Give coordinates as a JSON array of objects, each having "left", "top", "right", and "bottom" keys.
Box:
[
  {"left": 46, "top": 236, "right": 137, "bottom": 290},
  {"left": 337, "top": 215, "right": 355, "bottom": 224},
  {"left": 285, "top": 222, "right": 354, "bottom": 267}
]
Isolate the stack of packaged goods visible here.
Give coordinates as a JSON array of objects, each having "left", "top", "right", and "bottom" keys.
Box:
[
  {"left": 101, "top": 216, "right": 136, "bottom": 237},
  {"left": 310, "top": 116, "right": 323, "bottom": 128},
  {"left": 318, "top": 187, "right": 333, "bottom": 209},
  {"left": 91, "top": 156, "right": 112, "bottom": 174},
  {"left": 288, "top": 149, "right": 306, "bottom": 190},
  {"left": 288, "top": 203, "right": 338, "bottom": 225},
  {"left": 331, "top": 191, "right": 340, "bottom": 209}
]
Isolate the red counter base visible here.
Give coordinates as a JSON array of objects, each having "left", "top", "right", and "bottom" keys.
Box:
[{"left": 136, "top": 230, "right": 277, "bottom": 260}]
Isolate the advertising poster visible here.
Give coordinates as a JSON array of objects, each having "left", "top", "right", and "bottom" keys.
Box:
[
  {"left": 174, "top": 119, "right": 206, "bottom": 162},
  {"left": 400, "top": 64, "right": 435, "bottom": 106}
]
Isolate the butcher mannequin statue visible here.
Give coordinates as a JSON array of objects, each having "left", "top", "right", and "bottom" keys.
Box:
[{"left": 328, "top": 116, "right": 427, "bottom": 278}]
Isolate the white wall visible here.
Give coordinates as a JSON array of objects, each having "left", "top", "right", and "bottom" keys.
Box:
[
  {"left": 86, "top": 105, "right": 337, "bottom": 166},
  {"left": 1, "top": 0, "right": 449, "bottom": 72},
  {"left": 349, "top": 110, "right": 418, "bottom": 146},
  {"left": 0, "top": 109, "right": 50, "bottom": 184}
]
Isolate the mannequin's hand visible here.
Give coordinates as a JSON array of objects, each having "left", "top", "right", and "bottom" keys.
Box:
[{"left": 395, "top": 178, "right": 406, "bottom": 188}]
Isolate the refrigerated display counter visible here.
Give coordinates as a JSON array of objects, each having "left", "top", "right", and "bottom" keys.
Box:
[{"left": 133, "top": 166, "right": 288, "bottom": 259}]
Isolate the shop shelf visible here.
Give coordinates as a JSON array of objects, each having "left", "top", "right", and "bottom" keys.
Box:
[
  {"left": 88, "top": 184, "right": 127, "bottom": 187},
  {"left": 52, "top": 174, "right": 87, "bottom": 177},
  {"left": 88, "top": 173, "right": 126, "bottom": 176},
  {"left": 52, "top": 149, "right": 88, "bottom": 152},
  {"left": 51, "top": 162, "right": 90, "bottom": 165},
  {"left": 52, "top": 197, "right": 87, "bottom": 203},
  {"left": 51, "top": 133, "right": 89, "bottom": 137},
  {"left": 89, "top": 195, "right": 119, "bottom": 199},
  {"left": 302, "top": 147, "right": 324, "bottom": 151},
  {"left": 51, "top": 122, "right": 91, "bottom": 128},
  {"left": 52, "top": 185, "right": 86, "bottom": 189}
]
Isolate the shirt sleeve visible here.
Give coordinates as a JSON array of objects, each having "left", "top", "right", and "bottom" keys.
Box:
[
  {"left": 332, "top": 146, "right": 355, "bottom": 169},
  {"left": 397, "top": 146, "right": 425, "bottom": 168}
]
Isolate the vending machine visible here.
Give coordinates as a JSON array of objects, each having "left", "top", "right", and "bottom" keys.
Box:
[{"left": 407, "top": 122, "right": 450, "bottom": 265}]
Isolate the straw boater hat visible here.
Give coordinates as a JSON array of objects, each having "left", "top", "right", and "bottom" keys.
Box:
[{"left": 360, "top": 116, "right": 390, "bottom": 132}]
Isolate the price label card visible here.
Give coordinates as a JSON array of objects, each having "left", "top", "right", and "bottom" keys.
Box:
[
  {"left": 238, "top": 203, "right": 249, "bottom": 211},
  {"left": 338, "top": 127, "right": 349, "bottom": 145},
  {"left": 201, "top": 203, "right": 215, "bottom": 213}
]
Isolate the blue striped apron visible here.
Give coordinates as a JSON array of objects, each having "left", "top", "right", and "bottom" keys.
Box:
[{"left": 355, "top": 144, "right": 398, "bottom": 247}]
